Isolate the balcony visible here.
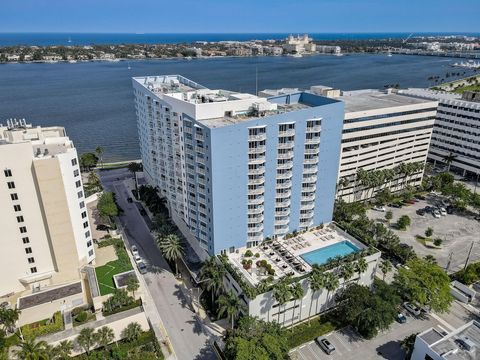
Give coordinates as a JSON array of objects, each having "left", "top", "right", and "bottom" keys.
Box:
[
  {"left": 247, "top": 234, "right": 264, "bottom": 242},
  {"left": 304, "top": 158, "right": 318, "bottom": 165},
  {"left": 248, "top": 167, "right": 266, "bottom": 175},
  {"left": 248, "top": 205, "right": 264, "bottom": 214},
  {"left": 300, "top": 211, "right": 314, "bottom": 219},
  {"left": 249, "top": 223, "right": 264, "bottom": 232},
  {"left": 248, "top": 197, "right": 264, "bottom": 205},
  {"left": 304, "top": 147, "right": 320, "bottom": 155},
  {"left": 275, "top": 218, "right": 290, "bottom": 226},
  {"left": 307, "top": 125, "right": 322, "bottom": 132},
  {"left": 303, "top": 166, "right": 318, "bottom": 174},
  {"left": 276, "top": 198, "right": 291, "bottom": 207},
  {"left": 278, "top": 142, "right": 294, "bottom": 149},
  {"left": 303, "top": 175, "right": 317, "bottom": 183},
  {"left": 278, "top": 152, "right": 294, "bottom": 160},
  {"left": 249, "top": 146, "right": 267, "bottom": 154},
  {"left": 248, "top": 214, "right": 264, "bottom": 223},
  {"left": 276, "top": 180, "right": 292, "bottom": 188},
  {"left": 277, "top": 161, "right": 293, "bottom": 170},
  {"left": 249, "top": 133, "right": 267, "bottom": 141},
  {"left": 301, "top": 202, "right": 315, "bottom": 210},
  {"left": 248, "top": 187, "right": 265, "bottom": 195},
  {"left": 305, "top": 137, "right": 321, "bottom": 144},
  {"left": 277, "top": 171, "right": 293, "bottom": 179},
  {"left": 302, "top": 184, "right": 317, "bottom": 191},
  {"left": 276, "top": 189, "right": 292, "bottom": 198},
  {"left": 302, "top": 194, "right": 316, "bottom": 201},
  {"left": 279, "top": 129, "right": 295, "bottom": 137},
  {"left": 249, "top": 177, "right": 265, "bottom": 185},
  {"left": 249, "top": 156, "right": 266, "bottom": 165},
  {"left": 275, "top": 208, "right": 290, "bottom": 216}
]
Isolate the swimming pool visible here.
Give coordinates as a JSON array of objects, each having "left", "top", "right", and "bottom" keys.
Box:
[{"left": 300, "top": 241, "right": 360, "bottom": 266}]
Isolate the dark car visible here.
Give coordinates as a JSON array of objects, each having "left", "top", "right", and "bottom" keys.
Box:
[
  {"left": 415, "top": 195, "right": 426, "bottom": 200},
  {"left": 424, "top": 206, "right": 433, "bottom": 213},
  {"left": 127, "top": 197, "right": 133, "bottom": 203},
  {"left": 416, "top": 209, "right": 426, "bottom": 216},
  {"left": 139, "top": 208, "right": 147, "bottom": 216},
  {"left": 96, "top": 224, "right": 109, "bottom": 231},
  {"left": 397, "top": 313, "right": 407, "bottom": 324},
  {"left": 389, "top": 203, "right": 402, "bottom": 208},
  {"left": 446, "top": 205, "right": 454, "bottom": 214}
]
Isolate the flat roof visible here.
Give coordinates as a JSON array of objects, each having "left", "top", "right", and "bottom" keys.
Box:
[
  {"left": 339, "top": 90, "right": 434, "bottom": 113},
  {"left": 18, "top": 282, "right": 83, "bottom": 310},
  {"left": 225, "top": 223, "right": 370, "bottom": 287}
]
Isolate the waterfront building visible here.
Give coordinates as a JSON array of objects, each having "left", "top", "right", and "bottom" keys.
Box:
[
  {"left": 411, "top": 320, "right": 480, "bottom": 360},
  {"left": 335, "top": 89, "right": 438, "bottom": 202},
  {"left": 316, "top": 45, "right": 342, "bottom": 55},
  {"left": 132, "top": 75, "right": 344, "bottom": 256},
  {"left": 399, "top": 88, "right": 480, "bottom": 178},
  {"left": 283, "top": 34, "right": 316, "bottom": 54},
  {"left": 0, "top": 121, "right": 95, "bottom": 322},
  {"left": 220, "top": 223, "right": 380, "bottom": 327}
]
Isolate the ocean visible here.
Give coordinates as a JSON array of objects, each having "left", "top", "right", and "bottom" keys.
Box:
[
  {"left": 0, "top": 54, "right": 475, "bottom": 161},
  {"left": 1, "top": 32, "right": 479, "bottom": 46}
]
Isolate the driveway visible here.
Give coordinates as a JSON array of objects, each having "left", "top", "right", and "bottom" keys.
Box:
[
  {"left": 100, "top": 168, "right": 216, "bottom": 360},
  {"left": 290, "top": 301, "right": 478, "bottom": 360}
]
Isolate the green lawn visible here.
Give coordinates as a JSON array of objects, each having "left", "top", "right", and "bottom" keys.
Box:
[
  {"left": 453, "top": 84, "right": 480, "bottom": 94},
  {"left": 95, "top": 259, "right": 133, "bottom": 295}
]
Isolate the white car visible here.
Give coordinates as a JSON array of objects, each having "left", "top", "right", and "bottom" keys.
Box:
[
  {"left": 131, "top": 245, "right": 139, "bottom": 256},
  {"left": 373, "top": 206, "right": 386, "bottom": 212},
  {"left": 133, "top": 254, "right": 142, "bottom": 264},
  {"left": 439, "top": 207, "right": 447, "bottom": 216},
  {"left": 137, "top": 262, "right": 147, "bottom": 274},
  {"left": 433, "top": 210, "right": 441, "bottom": 218}
]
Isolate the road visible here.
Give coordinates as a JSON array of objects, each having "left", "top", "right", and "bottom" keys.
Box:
[{"left": 100, "top": 168, "right": 216, "bottom": 360}]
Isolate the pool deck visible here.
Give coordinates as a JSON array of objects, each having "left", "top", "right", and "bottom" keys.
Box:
[{"left": 226, "top": 223, "right": 368, "bottom": 287}]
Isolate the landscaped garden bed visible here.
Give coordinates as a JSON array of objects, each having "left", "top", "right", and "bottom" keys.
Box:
[{"left": 21, "top": 311, "right": 64, "bottom": 340}]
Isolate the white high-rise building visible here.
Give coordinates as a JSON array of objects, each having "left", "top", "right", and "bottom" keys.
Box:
[{"left": 0, "top": 121, "right": 95, "bottom": 299}]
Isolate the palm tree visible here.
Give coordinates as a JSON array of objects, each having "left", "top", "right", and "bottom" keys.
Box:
[
  {"left": 0, "top": 307, "right": 20, "bottom": 334},
  {"left": 290, "top": 282, "right": 304, "bottom": 328},
  {"left": 54, "top": 340, "right": 74, "bottom": 359},
  {"left": 442, "top": 152, "right": 457, "bottom": 172},
  {"left": 121, "top": 322, "right": 143, "bottom": 342},
  {"left": 96, "top": 326, "right": 115, "bottom": 349},
  {"left": 340, "top": 263, "right": 355, "bottom": 288},
  {"left": 128, "top": 162, "right": 143, "bottom": 193},
  {"left": 272, "top": 277, "right": 292, "bottom": 325},
  {"left": 309, "top": 270, "right": 325, "bottom": 321},
  {"left": 76, "top": 327, "right": 97, "bottom": 355},
  {"left": 126, "top": 276, "right": 140, "bottom": 298},
  {"left": 379, "top": 260, "right": 393, "bottom": 281},
  {"left": 157, "top": 234, "right": 184, "bottom": 275},
  {"left": 14, "top": 338, "right": 49, "bottom": 360},
  {"left": 217, "top": 291, "right": 246, "bottom": 329},
  {"left": 354, "top": 258, "right": 368, "bottom": 283},
  {"left": 200, "top": 257, "right": 226, "bottom": 309},
  {"left": 324, "top": 272, "right": 340, "bottom": 308},
  {"left": 95, "top": 146, "right": 104, "bottom": 169}
]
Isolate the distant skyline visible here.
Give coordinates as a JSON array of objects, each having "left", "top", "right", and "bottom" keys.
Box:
[{"left": 1, "top": 0, "right": 479, "bottom": 33}]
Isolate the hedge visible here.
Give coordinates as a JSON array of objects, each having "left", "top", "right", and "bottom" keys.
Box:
[
  {"left": 21, "top": 311, "right": 64, "bottom": 340},
  {"left": 103, "top": 299, "right": 142, "bottom": 317},
  {"left": 287, "top": 316, "right": 336, "bottom": 349}
]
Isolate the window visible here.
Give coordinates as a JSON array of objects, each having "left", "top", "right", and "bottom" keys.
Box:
[
  {"left": 10, "top": 193, "right": 18, "bottom": 200},
  {"left": 81, "top": 211, "right": 87, "bottom": 219},
  {"left": 73, "top": 169, "right": 79, "bottom": 177},
  {"left": 14, "top": 204, "right": 21, "bottom": 212},
  {"left": 75, "top": 180, "right": 81, "bottom": 188},
  {"left": 85, "top": 230, "right": 90, "bottom": 238},
  {"left": 87, "top": 240, "right": 92, "bottom": 247},
  {"left": 7, "top": 181, "right": 15, "bottom": 189},
  {"left": 30, "top": 267, "right": 37, "bottom": 273},
  {"left": 4, "top": 169, "right": 12, "bottom": 177},
  {"left": 16, "top": 216, "right": 24, "bottom": 223},
  {"left": 25, "top": 247, "right": 32, "bottom": 254},
  {"left": 19, "top": 226, "right": 27, "bottom": 233},
  {"left": 22, "top": 237, "right": 30, "bottom": 244},
  {"left": 83, "top": 221, "right": 88, "bottom": 228},
  {"left": 77, "top": 191, "right": 83, "bottom": 199},
  {"left": 27, "top": 257, "right": 35, "bottom": 264},
  {"left": 71, "top": 158, "right": 78, "bottom": 166},
  {"left": 88, "top": 250, "right": 94, "bottom": 257},
  {"left": 79, "top": 201, "right": 85, "bottom": 209}
]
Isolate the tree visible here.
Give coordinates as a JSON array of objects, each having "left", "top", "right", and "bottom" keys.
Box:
[
  {"left": 290, "top": 282, "right": 304, "bottom": 328},
  {"left": 0, "top": 307, "right": 20, "bottom": 334},
  {"left": 397, "top": 215, "right": 411, "bottom": 230},
  {"left": 14, "top": 338, "right": 50, "bottom": 360},
  {"left": 425, "top": 227, "right": 433, "bottom": 238},
  {"left": 355, "top": 257, "right": 368, "bottom": 282},
  {"left": 272, "top": 277, "right": 292, "bottom": 325},
  {"left": 128, "top": 162, "right": 143, "bottom": 193},
  {"left": 380, "top": 260, "right": 393, "bottom": 281},
  {"left": 95, "top": 146, "right": 104, "bottom": 169},
  {"left": 76, "top": 327, "right": 97, "bottom": 355},
  {"left": 79, "top": 152, "right": 98, "bottom": 172},
  {"left": 217, "top": 291, "right": 246, "bottom": 329},
  {"left": 126, "top": 276, "right": 140, "bottom": 298},
  {"left": 308, "top": 270, "right": 325, "bottom": 322},
  {"left": 385, "top": 210, "right": 393, "bottom": 223},
  {"left": 401, "top": 333, "right": 418, "bottom": 360},
  {"left": 157, "top": 234, "right": 184, "bottom": 275},
  {"left": 54, "top": 340, "right": 74, "bottom": 359},
  {"left": 200, "top": 256, "right": 226, "bottom": 310},
  {"left": 96, "top": 326, "right": 115, "bottom": 349},
  {"left": 340, "top": 262, "right": 355, "bottom": 286},
  {"left": 103, "top": 289, "right": 135, "bottom": 314},
  {"left": 324, "top": 272, "right": 340, "bottom": 308},
  {"left": 336, "top": 281, "right": 400, "bottom": 339},
  {"left": 393, "top": 258, "right": 453, "bottom": 313},
  {"left": 433, "top": 238, "right": 443, "bottom": 247},
  {"left": 97, "top": 192, "right": 119, "bottom": 226},
  {"left": 442, "top": 152, "right": 457, "bottom": 172},
  {"left": 121, "top": 322, "right": 143, "bottom": 342},
  {"left": 224, "top": 316, "right": 289, "bottom": 360}
]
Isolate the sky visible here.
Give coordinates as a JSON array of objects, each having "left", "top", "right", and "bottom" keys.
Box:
[{"left": 0, "top": 0, "right": 479, "bottom": 33}]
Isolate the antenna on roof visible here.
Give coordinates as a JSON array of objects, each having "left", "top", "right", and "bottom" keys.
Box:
[{"left": 255, "top": 66, "right": 258, "bottom": 96}]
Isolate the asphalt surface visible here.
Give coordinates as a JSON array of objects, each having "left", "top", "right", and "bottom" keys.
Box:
[{"left": 100, "top": 168, "right": 216, "bottom": 360}]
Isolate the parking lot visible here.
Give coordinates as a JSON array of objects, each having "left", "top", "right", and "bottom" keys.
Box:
[
  {"left": 367, "top": 193, "right": 480, "bottom": 273},
  {"left": 290, "top": 301, "right": 478, "bottom": 360}
]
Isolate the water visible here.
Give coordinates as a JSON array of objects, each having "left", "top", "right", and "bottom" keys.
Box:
[
  {"left": 1, "top": 32, "right": 479, "bottom": 46},
  {"left": 301, "top": 241, "right": 359, "bottom": 266},
  {"left": 0, "top": 54, "right": 474, "bottom": 161}
]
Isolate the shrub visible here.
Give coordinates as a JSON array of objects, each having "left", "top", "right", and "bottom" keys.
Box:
[
  {"left": 244, "top": 250, "right": 253, "bottom": 257},
  {"left": 268, "top": 268, "right": 275, "bottom": 276},
  {"left": 255, "top": 253, "right": 260, "bottom": 258},
  {"left": 21, "top": 312, "right": 64, "bottom": 340},
  {"left": 287, "top": 316, "right": 335, "bottom": 348},
  {"left": 74, "top": 311, "right": 88, "bottom": 323},
  {"left": 425, "top": 227, "right": 434, "bottom": 238},
  {"left": 433, "top": 238, "right": 443, "bottom": 246},
  {"left": 397, "top": 215, "right": 411, "bottom": 230}
]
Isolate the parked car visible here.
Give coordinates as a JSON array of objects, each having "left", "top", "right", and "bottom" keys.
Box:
[
  {"left": 316, "top": 337, "right": 335, "bottom": 355},
  {"left": 127, "top": 197, "right": 133, "bottom": 203},
  {"left": 424, "top": 206, "right": 433, "bottom": 213},
  {"left": 403, "top": 302, "right": 421, "bottom": 317},
  {"left": 439, "top": 207, "right": 447, "bottom": 216},
  {"left": 373, "top": 206, "right": 386, "bottom": 212},
  {"left": 96, "top": 224, "right": 109, "bottom": 231},
  {"left": 397, "top": 313, "right": 407, "bottom": 324},
  {"left": 137, "top": 262, "right": 147, "bottom": 274},
  {"left": 389, "top": 203, "right": 402, "bottom": 208},
  {"left": 415, "top": 195, "right": 426, "bottom": 200},
  {"left": 433, "top": 210, "right": 441, "bottom": 218},
  {"left": 133, "top": 254, "right": 142, "bottom": 264},
  {"left": 139, "top": 208, "right": 147, "bottom": 216},
  {"left": 446, "top": 205, "right": 454, "bottom": 214},
  {"left": 131, "top": 245, "right": 139, "bottom": 256},
  {"left": 416, "top": 209, "right": 426, "bottom": 216}
]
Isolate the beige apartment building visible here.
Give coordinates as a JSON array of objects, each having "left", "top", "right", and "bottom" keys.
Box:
[
  {"left": 0, "top": 121, "right": 95, "bottom": 318},
  {"left": 335, "top": 89, "right": 438, "bottom": 202}
]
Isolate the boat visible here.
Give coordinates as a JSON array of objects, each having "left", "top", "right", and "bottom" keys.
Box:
[
  {"left": 68, "top": 60, "right": 77, "bottom": 63},
  {"left": 67, "top": 37, "right": 72, "bottom": 43},
  {"left": 288, "top": 53, "right": 303, "bottom": 58},
  {"left": 127, "top": 61, "right": 132, "bottom": 70},
  {"left": 387, "top": 52, "right": 393, "bottom": 57}
]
